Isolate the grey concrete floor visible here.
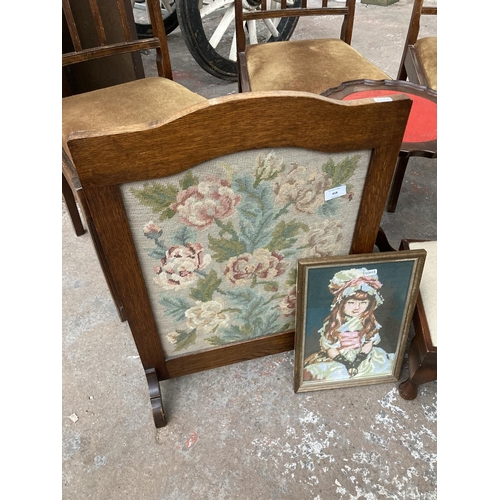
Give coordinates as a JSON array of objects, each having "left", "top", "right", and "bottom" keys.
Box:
[{"left": 62, "top": 1, "right": 438, "bottom": 498}]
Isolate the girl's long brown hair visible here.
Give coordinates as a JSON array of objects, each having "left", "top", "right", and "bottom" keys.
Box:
[{"left": 323, "top": 291, "right": 378, "bottom": 343}]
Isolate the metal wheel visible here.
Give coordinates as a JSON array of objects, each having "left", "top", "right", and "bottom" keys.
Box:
[
  {"left": 133, "top": 0, "right": 179, "bottom": 37},
  {"left": 177, "top": 0, "right": 300, "bottom": 81}
]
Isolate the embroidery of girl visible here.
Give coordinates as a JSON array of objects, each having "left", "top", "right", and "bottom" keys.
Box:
[{"left": 303, "top": 268, "right": 394, "bottom": 381}]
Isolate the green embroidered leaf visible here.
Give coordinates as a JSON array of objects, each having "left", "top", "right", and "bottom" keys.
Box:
[
  {"left": 148, "top": 247, "right": 167, "bottom": 260},
  {"left": 233, "top": 175, "right": 275, "bottom": 252},
  {"left": 225, "top": 288, "right": 257, "bottom": 305},
  {"left": 159, "top": 295, "right": 191, "bottom": 321},
  {"left": 252, "top": 311, "right": 280, "bottom": 338},
  {"left": 267, "top": 219, "right": 309, "bottom": 252},
  {"left": 208, "top": 233, "right": 246, "bottom": 263},
  {"left": 253, "top": 154, "right": 285, "bottom": 188},
  {"left": 189, "top": 269, "right": 222, "bottom": 302},
  {"left": 173, "top": 329, "right": 197, "bottom": 352},
  {"left": 263, "top": 281, "right": 279, "bottom": 292},
  {"left": 286, "top": 268, "right": 297, "bottom": 287},
  {"left": 179, "top": 171, "right": 199, "bottom": 190},
  {"left": 130, "top": 183, "right": 179, "bottom": 221},
  {"left": 317, "top": 200, "right": 340, "bottom": 217},
  {"left": 227, "top": 288, "right": 280, "bottom": 339},
  {"left": 322, "top": 155, "right": 361, "bottom": 188},
  {"left": 205, "top": 334, "right": 231, "bottom": 346},
  {"left": 172, "top": 225, "right": 196, "bottom": 246}
]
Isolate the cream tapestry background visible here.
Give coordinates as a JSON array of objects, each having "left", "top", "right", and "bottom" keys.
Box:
[{"left": 120, "top": 148, "right": 371, "bottom": 357}]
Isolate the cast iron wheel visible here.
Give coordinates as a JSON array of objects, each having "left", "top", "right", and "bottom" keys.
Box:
[
  {"left": 133, "top": 0, "right": 179, "bottom": 37},
  {"left": 177, "top": 0, "right": 300, "bottom": 81}
]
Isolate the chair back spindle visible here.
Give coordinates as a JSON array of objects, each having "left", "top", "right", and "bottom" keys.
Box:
[{"left": 62, "top": 0, "right": 172, "bottom": 79}]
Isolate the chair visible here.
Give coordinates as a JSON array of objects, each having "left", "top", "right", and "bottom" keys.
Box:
[
  {"left": 66, "top": 90, "right": 412, "bottom": 427},
  {"left": 398, "top": 238, "right": 437, "bottom": 399},
  {"left": 397, "top": 0, "right": 437, "bottom": 90},
  {"left": 62, "top": 0, "right": 207, "bottom": 319},
  {"left": 235, "top": 0, "right": 390, "bottom": 94},
  {"left": 62, "top": 0, "right": 207, "bottom": 236},
  {"left": 375, "top": 230, "right": 436, "bottom": 399}
]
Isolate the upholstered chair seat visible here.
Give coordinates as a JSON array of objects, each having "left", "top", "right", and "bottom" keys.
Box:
[
  {"left": 409, "top": 240, "right": 436, "bottom": 347},
  {"left": 63, "top": 77, "right": 207, "bottom": 141},
  {"left": 245, "top": 39, "right": 390, "bottom": 94},
  {"left": 413, "top": 37, "right": 437, "bottom": 90}
]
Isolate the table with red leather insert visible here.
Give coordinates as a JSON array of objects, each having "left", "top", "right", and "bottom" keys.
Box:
[{"left": 322, "top": 80, "right": 437, "bottom": 212}]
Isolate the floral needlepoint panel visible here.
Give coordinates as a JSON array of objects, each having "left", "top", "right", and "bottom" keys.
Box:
[{"left": 120, "top": 148, "right": 371, "bottom": 357}]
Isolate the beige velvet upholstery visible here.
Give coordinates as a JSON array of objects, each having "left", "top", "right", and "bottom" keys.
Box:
[
  {"left": 413, "top": 37, "right": 437, "bottom": 90},
  {"left": 246, "top": 39, "right": 390, "bottom": 94},
  {"left": 62, "top": 77, "right": 207, "bottom": 144},
  {"left": 409, "top": 240, "right": 437, "bottom": 346}
]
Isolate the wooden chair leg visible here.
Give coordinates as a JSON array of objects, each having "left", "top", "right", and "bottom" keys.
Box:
[
  {"left": 387, "top": 155, "right": 410, "bottom": 213},
  {"left": 399, "top": 334, "right": 437, "bottom": 400},
  {"left": 375, "top": 227, "right": 396, "bottom": 252},
  {"left": 62, "top": 173, "right": 86, "bottom": 236}
]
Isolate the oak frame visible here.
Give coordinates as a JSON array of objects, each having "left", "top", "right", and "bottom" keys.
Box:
[
  {"left": 66, "top": 91, "right": 412, "bottom": 427},
  {"left": 293, "top": 250, "right": 426, "bottom": 393}
]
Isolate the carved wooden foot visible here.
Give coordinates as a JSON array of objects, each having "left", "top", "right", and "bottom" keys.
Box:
[
  {"left": 399, "top": 378, "right": 418, "bottom": 400},
  {"left": 145, "top": 368, "right": 167, "bottom": 428}
]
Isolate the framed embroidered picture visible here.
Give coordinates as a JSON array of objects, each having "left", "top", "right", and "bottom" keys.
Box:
[{"left": 294, "top": 251, "right": 426, "bottom": 393}]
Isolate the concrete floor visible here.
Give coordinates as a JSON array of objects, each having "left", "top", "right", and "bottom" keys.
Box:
[{"left": 62, "top": 1, "right": 437, "bottom": 498}]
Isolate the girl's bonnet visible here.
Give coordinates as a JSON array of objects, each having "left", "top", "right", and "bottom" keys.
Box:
[{"left": 328, "top": 268, "right": 384, "bottom": 308}]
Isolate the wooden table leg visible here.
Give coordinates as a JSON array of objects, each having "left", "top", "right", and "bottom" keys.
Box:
[{"left": 387, "top": 155, "right": 410, "bottom": 213}]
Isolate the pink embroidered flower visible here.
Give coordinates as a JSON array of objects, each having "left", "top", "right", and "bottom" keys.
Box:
[
  {"left": 170, "top": 178, "right": 241, "bottom": 229},
  {"left": 273, "top": 165, "right": 329, "bottom": 214},
  {"left": 278, "top": 285, "right": 297, "bottom": 318},
  {"left": 224, "top": 249, "right": 287, "bottom": 286},
  {"left": 154, "top": 243, "right": 211, "bottom": 289},
  {"left": 143, "top": 221, "right": 163, "bottom": 238}
]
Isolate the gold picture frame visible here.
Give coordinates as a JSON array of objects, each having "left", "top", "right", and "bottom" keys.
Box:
[{"left": 294, "top": 250, "right": 426, "bottom": 393}]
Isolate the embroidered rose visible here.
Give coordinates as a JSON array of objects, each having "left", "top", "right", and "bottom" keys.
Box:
[
  {"left": 170, "top": 178, "right": 241, "bottom": 229},
  {"left": 278, "top": 285, "right": 297, "bottom": 318},
  {"left": 224, "top": 248, "right": 287, "bottom": 286},
  {"left": 154, "top": 243, "right": 211, "bottom": 289},
  {"left": 273, "top": 165, "right": 329, "bottom": 213},
  {"left": 185, "top": 300, "right": 229, "bottom": 334},
  {"left": 300, "top": 220, "right": 344, "bottom": 257},
  {"left": 143, "top": 221, "right": 163, "bottom": 239}
]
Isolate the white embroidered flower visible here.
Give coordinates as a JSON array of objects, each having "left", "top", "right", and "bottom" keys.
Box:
[
  {"left": 300, "top": 220, "right": 344, "bottom": 257},
  {"left": 185, "top": 300, "right": 229, "bottom": 334},
  {"left": 273, "top": 165, "right": 329, "bottom": 213}
]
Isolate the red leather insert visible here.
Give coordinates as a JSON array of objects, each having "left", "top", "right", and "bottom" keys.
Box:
[{"left": 343, "top": 90, "right": 437, "bottom": 143}]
